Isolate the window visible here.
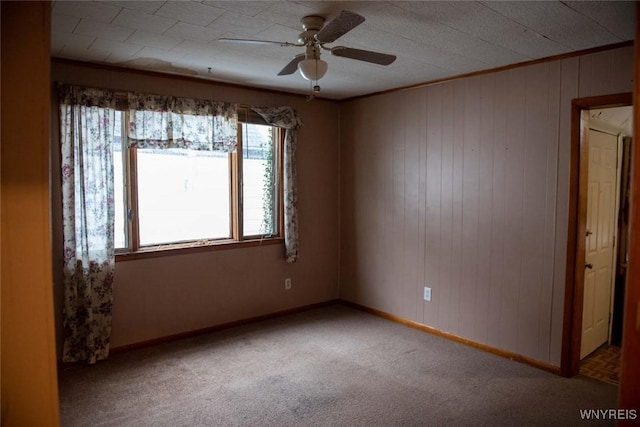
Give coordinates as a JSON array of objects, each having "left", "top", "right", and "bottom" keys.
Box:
[
  {"left": 113, "top": 109, "right": 282, "bottom": 256},
  {"left": 241, "top": 122, "right": 278, "bottom": 237}
]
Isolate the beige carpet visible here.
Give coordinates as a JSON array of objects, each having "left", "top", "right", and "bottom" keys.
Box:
[{"left": 59, "top": 304, "right": 617, "bottom": 426}]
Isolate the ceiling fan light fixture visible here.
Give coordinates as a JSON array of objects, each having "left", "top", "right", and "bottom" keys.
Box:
[{"left": 298, "top": 58, "right": 328, "bottom": 81}]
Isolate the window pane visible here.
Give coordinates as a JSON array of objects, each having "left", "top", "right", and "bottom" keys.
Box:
[
  {"left": 113, "top": 112, "right": 127, "bottom": 249},
  {"left": 242, "top": 123, "right": 276, "bottom": 237},
  {"left": 137, "top": 148, "right": 230, "bottom": 245}
]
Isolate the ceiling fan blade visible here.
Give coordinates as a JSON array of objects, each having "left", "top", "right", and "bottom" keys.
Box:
[
  {"left": 278, "top": 54, "right": 306, "bottom": 76},
  {"left": 218, "top": 38, "right": 298, "bottom": 47},
  {"left": 315, "top": 10, "right": 365, "bottom": 44},
  {"left": 331, "top": 46, "right": 396, "bottom": 66}
]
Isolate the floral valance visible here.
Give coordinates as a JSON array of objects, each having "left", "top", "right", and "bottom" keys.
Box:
[
  {"left": 128, "top": 92, "right": 238, "bottom": 152},
  {"left": 252, "top": 106, "right": 303, "bottom": 130},
  {"left": 57, "top": 83, "right": 116, "bottom": 109}
]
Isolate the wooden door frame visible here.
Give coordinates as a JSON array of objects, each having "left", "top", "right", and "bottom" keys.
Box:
[
  {"left": 561, "top": 92, "right": 632, "bottom": 378},
  {"left": 619, "top": 16, "right": 640, "bottom": 410}
]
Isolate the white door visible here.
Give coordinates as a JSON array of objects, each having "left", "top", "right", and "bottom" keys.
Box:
[{"left": 581, "top": 129, "right": 618, "bottom": 359}]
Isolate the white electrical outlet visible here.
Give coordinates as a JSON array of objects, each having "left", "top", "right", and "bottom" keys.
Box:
[
  {"left": 423, "top": 287, "right": 432, "bottom": 301},
  {"left": 285, "top": 278, "right": 292, "bottom": 290}
]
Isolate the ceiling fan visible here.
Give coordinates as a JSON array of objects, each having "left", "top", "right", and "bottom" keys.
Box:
[{"left": 219, "top": 10, "right": 396, "bottom": 95}]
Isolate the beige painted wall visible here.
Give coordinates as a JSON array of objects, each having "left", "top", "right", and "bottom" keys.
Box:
[
  {"left": 51, "top": 62, "right": 341, "bottom": 350},
  {"left": 339, "top": 46, "right": 633, "bottom": 367}
]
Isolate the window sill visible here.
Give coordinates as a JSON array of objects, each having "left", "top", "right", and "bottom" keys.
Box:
[{"left": 115, "top": 237, "right": 284, "bottom": 262}]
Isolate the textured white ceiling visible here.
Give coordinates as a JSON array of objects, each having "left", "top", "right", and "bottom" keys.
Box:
[{"left": 51, "top": 1, "right": 636, "bottom": 100}]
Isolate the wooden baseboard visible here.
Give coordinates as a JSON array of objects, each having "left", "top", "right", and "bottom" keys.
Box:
[
  {"left": 339, "top": 300, "right": 561, "bottom": 376},
  {"left": 63, "top": 298, "right": 559, "bottom": 377},
  {"left": 107, "top": 299, "right": 340, "bottom": 356}
]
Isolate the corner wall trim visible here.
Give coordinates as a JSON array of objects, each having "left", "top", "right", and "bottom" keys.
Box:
[
  {"left": 340, "top": 40, "right": 633, "bottom": 103},
  {"left": 339, "top": 300, "right": 561, "bottom": 376}
]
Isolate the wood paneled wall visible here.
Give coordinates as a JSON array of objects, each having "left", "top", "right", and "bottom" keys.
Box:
[
  {"left": 339, "top": 45, "right": 633, "bottom": 366},
  {"left": 619, "top": 8, "right": 640, "bottom": 412},
  {"left": 1, "top": 2, "right": 60, "bottom": 425}
]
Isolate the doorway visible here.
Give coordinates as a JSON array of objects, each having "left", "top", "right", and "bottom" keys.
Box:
[
  {"left": 561, "top": 93, "right": 633, "bottom": 380},
  {"left": 579, "top": 107, "right": 633, "bottom": 385}
]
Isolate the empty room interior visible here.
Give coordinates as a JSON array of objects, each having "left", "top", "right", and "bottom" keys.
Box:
[{"left": 3, "top": 1, "right": 640, "bottom": 426}]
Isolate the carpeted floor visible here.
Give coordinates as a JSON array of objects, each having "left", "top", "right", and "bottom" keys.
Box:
[
  {"left": 58, "top": 304, "right": 618, "bottom": 426},
  {"left": 580, "top": 345, "right": 621, "bottom": 386}
]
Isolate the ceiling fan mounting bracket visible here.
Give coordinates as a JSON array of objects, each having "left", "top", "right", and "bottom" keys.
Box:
[
  {"left": 301, "top": 15, "right": 325, "bottom": 32},
  {"left": 299, "top": 15, "right": 325, "bottom": 45}
]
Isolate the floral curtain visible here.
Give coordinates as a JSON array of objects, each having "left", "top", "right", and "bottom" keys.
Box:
[
  {"left": 252, "top": 106, "right": 303, "bottom": 262},
  {"left": 128, "top": 93, "right": 237, "bottom": 151},
  {"left": 58, "top": 84, "right": 116, "bottom": 363}
]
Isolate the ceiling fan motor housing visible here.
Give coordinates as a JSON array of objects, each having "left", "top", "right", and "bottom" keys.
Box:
[
  {"left": 304, "top": 44, "right": 321, "bottom": 60},
  {"left": 298, "top": 15, "right": 325, "bottom": 44}
]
